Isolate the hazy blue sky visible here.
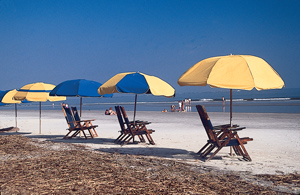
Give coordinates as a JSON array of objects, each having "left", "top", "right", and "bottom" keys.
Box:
[{"left": 1, "top": 0, "right": 300, "bottom": 94}]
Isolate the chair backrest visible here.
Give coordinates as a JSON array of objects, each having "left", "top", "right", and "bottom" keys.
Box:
[
  {"left": 120, "top": 106, "right": 134, "bottom": 135},
  {"left": 115, "top": 106, "right": 126, "bottom": 132},
  {"left": 71, "top": 107, "right": 80, "bottom": 122},
  {"left": 62, "top": 106, "right": 75, "bottom": 129},
  {"left": 196, "top": 105, "right": 218, "bottom": 142}
]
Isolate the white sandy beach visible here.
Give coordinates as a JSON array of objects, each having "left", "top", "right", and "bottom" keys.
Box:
[{"left": 1, "top": 108, "right": 299, "bottom": 175}]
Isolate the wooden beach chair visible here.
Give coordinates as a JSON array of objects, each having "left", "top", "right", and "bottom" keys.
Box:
[
  {"left": 114, "top": 106, "right": 131, "bottom": 144},
  {"left": 62, "top": 106, "right": 94, "bottom": 139},
  {"left": 119, "top": 106, "right": 155, "bottom": 145},
  {"left": 196, "top": 105, "right": 253, "bottom": 161},
  {"left": 71, "top": 107, "right": 98, "bottom": 137},
  {"left": 115, "top": 106, "right": 152, "bottom": 144}
]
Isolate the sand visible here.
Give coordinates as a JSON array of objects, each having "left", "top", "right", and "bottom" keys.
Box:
[{"left": 1, "top": 108, "right": 300, "bottom": 175}]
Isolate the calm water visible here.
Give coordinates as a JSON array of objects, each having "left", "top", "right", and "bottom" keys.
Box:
[
  {"left": 2, "top": 98, "right": 300, "bottom": 114},
  {"left": 2, "top": 88, "right": 300, "bottom": 113}
]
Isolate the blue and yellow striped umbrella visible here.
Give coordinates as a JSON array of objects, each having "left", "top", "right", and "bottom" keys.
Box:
[
  {"left": 98, "top": 72, "right": 175, "bottom": 121},
  {"left": 98, "top": 72, "right": 175, "bottom": 97}
]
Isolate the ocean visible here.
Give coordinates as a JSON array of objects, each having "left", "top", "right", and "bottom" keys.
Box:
[{"left": 1, "top": 88, "right": 300, "bottom": 113}]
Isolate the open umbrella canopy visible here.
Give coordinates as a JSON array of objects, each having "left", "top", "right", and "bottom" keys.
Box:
[
  {"left": 178, "top": 55, "right": 285, "bottom": 125},
  {"left": 13, "top": 82, "right": 66, "bottom": 134},
  {"left": 50, "top": 79, "right": 112, "bottom": 97},
  {"left": 14, "top": 82, "right": 66, "bottom": 102},
  {"left": 50, "top": 79, "right": 112, "bottom": 116},
  {"left": 0, "top": 89, "right": 21, "bottom": 127},
  {"left": 98, "top": 72, "right": 175, "bottom": 122},
  {"left": 178, "top": 55, "right": 285, "bottom": 90},
  {"left": 0, "top": 89, "right": 21, "bottom": 104},
  {"left": 98, "top": 72, "right": 175, "bottom": 97}
]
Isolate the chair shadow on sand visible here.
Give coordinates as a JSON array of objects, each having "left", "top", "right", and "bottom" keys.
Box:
[
  {"left": 95, "top": 147, "right": 198, "bottom": 160},
  {"left": 0, "top": 131, "right": 32, "bottom": 136},
  {"left": 16, "top": 134, "right": 205, "bottom": 161}
]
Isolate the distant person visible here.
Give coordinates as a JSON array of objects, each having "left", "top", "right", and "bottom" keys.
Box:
[
  {"left": 108, "top": 107, "right": 116, "bottom": 115},
  {"left": 105, "top": 109, "right": 110, "bottom": 115},
  {"left": 178, "top": 101, "right": 182, "bottom": 112},
  {"left": 62, "top": 102, "right": 68, "bottom": 108},
  {"left": 222, "top": 96, "right": 225, "bottom": 112},
  {"left": 170, "top": 105, "right": 176, "bottom": 112},
  {"left": 162, "top": 108, "right": 167, "bottom": 112}
]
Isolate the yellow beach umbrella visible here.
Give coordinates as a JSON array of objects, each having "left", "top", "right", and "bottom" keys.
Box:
[
  {"left": 178, "top": 55, "right": 285, "bottom": 124},
  {"left": 0, "top": 89, "right": 21, "bottom": 127},
  {"left": 98, "top": 72, "right": 175, "bottom": 121},
  {"left": 14, "top": 82, "right": 66, "bottom": 134}
]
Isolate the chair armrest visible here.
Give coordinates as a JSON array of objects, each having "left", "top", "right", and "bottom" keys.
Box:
[
  {"left": 227, "top": 127, "right": 246, "bottom": 131},
  {"left": 79, "top": 119, "right": 96, "bottom": 122},
  {"left": 213, "top": 124, "right": 231, "bottom": 130},
  {"left": 129, "top": 120, "right": 151, "bottom": 125}
]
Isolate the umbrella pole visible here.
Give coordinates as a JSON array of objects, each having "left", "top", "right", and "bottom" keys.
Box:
[
  {"left": 133, "top": 94, "right": 138, "bottom": 143},
  {"left": 230, "top": 89, "right": 233, "bottom": 156},
  {"left": 80, "top": 97, "right": 82, "bottom": 117},
  {"left": 79, "top": 97, "right": 83, "bottom": 137},
  {"left": 15, "top": 104, "right": 17, "bottom": 127},
  {"left": 230, "top": 89, "right": 233, "bottom": 126},
  {"left": 39, "top": 102, "right": 41, "bottom": 134},
  {"left": 133, "top": 94, "right": 137, "bottom": 124}
]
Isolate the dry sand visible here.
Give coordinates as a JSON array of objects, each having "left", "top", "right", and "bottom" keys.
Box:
[{"left": 1, "top": 108, "right": 300, "bottom": 176}]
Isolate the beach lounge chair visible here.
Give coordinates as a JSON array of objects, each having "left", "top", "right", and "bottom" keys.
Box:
[
  {"left": 71, "top": 107, "right": 98, "bottom": 137},
  {"left": 196, "top": 105, "right": 253, "bottom": 161},
  {"left": 115, "top": 105, "right": 148, "bottom": 144},
  {"left": 118, "top": 106, "right": 155, "bottom": 145},
  {"left": 62, "top": 106, "right": 94, "bottom": 139},
  {"left": 115, "top": 105, "right": 152, "bottom": 144},
  {"left": 114, "top": 106, "right": 131, "bottom": 144}
]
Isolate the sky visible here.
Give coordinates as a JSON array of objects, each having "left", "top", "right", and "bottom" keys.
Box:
[{"left": 1, "top": 0, "right": 300, "bottom": 95}]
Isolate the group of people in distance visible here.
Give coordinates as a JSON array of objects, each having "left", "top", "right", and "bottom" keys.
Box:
[
  {"left": 167, "top": 98, "right": 192, "bottom": 112},
  {"left": 105, "top": 107, "right": 116, "bottom": 115}
]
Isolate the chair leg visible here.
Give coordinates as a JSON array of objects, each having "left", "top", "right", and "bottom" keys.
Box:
[
  {"left": 143, "top": 133, "right": 155, "bottom": 145},
  {"left": 91, "top": 128, "right": 98, "bottom": 137},
  {"left": 63, "top": 131, "right": 73, "bottom": 139},
  {"left": 197, "top": 143, "right": 210, "bottom": 154},
  {"left": 88, "top": 129, "right": 94, "bottom": 139},
  {"left": 201, "top": 144, "right": 216, "bottom": 158},
  {"left": 121, "top": 134, "right": 132, "bottom": 145},
  {"left": 122, "top": 135, "right": 134, "bottom": 146},
  {"left": 233, "top": 145, "right": 243, "bottom": 156},
  {"left": 71, "top": 130, "right": 81, "bottom": 138},
  {"left": 137, "top": 134, "right": 146, "bottom": 142},
  {"left": 81, "top": 130, "right": 88, "bottom": 139},
  {"left": 235, "top": 135, "right": 252, "bottom": 161},
  {"left": 115, "top": 133, "right": 124, "bottom": 143},
  {"left": 117, "top": 134, "right": 128, "bottom": 144}
]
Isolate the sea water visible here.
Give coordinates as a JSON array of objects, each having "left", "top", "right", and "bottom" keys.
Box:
[{"left": 1, "top": 88, "right": 300, "bottom": 113}]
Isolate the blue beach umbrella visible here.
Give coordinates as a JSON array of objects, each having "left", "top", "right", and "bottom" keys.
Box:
[
  {"left": 50, "top": 79, "right": 112, "bottom": 116},
  {"left": 98, "top": 72, "right": 175, "bottom": 121}
]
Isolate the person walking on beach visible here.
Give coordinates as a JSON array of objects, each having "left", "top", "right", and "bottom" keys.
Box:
[
  {"left": 222, "top": 96, "right": 225, "bottom": 112},
  {"left": 178, "top": 101, "right": 182, "bottom": 112},
  {"left": 181, "top": 100, "right": 185, "bottom": 112}
]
